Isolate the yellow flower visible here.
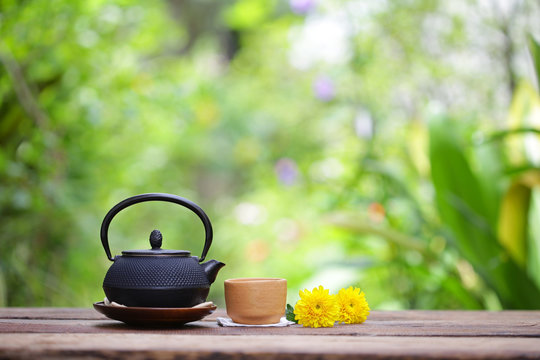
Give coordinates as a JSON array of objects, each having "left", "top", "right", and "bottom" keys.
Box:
[
  {"left": 336, "top": 286, "right": 370, "bottom": 324},
  {"left": 294, "top": 285, "right": 339, "bottom": 328}
]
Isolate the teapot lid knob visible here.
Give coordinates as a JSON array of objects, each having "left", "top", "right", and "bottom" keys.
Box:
[
  {"left": 121, "top": 228, "right": 190, "bottom": 256},
  {"left": 150, "top": 229, "right": 162, "bottom": 249}
]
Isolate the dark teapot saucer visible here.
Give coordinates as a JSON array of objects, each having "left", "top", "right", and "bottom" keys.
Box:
[{"left": 93, "top": 301, "right": 217, "bottom": 326}]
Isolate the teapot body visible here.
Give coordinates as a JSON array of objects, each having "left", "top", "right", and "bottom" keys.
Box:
[{"left": 103, "top": 255, "right": 210, "bottom": 308}]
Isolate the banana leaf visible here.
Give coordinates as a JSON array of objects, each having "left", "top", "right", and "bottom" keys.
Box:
[
  {"left": 429, "top": 117, "right": 540, "bottom": 309},
  {"left": 498, "top": 182, "right": 530, "bottom": 267},
  {"left": 529, "top": 35, "right": 540, "bottom": 90}
]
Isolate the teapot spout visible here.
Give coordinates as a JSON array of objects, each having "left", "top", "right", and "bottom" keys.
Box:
[{"left": 200, "top": 259, "right": 225, "bottom": 284}]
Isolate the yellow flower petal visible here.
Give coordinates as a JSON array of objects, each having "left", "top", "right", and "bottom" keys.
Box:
[
  {"left": 336, "top": 286, "right": 370, "bottom": 324},
  {"left": 293, "top": 286, "right": 338, "bottom": 328}
]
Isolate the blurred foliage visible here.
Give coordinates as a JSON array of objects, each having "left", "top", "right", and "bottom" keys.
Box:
[{"left": 1, "top": 0, "right": 540, "bottom": 309}]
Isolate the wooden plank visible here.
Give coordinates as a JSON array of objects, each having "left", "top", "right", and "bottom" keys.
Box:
[
  {"left": 1, "top": 314, "right": 539, "bottom": 337},
  {"left": 0, "top": 308, "right": 105, "bottom": 320},
  {"left": 2, "top": 308, "right": 540, "bottom": 322},
  {"left": 0, "top": 333, "right": 539, "bottom": 360},
  {"left": 1, "top": 309, "right": 539, "bottom": 359},
  {"left": 0, "top": 307, "right": 223, "bottom": 321}
]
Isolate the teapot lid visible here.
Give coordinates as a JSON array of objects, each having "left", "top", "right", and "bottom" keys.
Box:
[{"left": 121, "top": 230, "right": 191, "bottom": 257}]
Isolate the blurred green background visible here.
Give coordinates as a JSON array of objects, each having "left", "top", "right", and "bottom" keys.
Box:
[{"left": 1, "top": 0, "right": 540, "bottom": 309}]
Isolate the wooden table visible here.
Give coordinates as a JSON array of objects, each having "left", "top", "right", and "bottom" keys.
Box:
[{"left": 1, "top": 308, "right": 539, "bottom": 359}]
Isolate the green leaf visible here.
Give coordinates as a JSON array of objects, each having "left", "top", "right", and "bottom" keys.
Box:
[
  {"left": 286, "top": 303, "right": 298, "bottom": 323},
  {"left": 498, "top": 170, "right": 540, "bottom": 274},
  {"left": 224, "top": 0, "right": 273, "bottom": 30},
  {"left": 528, "top": 35, "right": 540, "bottom": 90},
  {"left": 429, "top": 117, "right": 540, "bottom": 309},
  {"left": 484, "top": 128, "right": 540, "bottom": 143},
  {"left": 326, "top": 213, "right": 427, "bottom": 253},
  {"left": 498, "top": 182, "right": 531, "bottom": 267}
]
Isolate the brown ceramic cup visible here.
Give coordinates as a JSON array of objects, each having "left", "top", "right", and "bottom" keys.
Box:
[{"left": 224, "top": 278, "right": 287, "bottom": 325}]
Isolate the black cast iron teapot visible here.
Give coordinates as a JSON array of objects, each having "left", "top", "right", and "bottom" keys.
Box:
[{"left": 100, "top": 193, "right": 225, "bottom": 308}]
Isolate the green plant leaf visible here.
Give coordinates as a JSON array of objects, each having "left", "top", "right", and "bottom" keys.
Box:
[
  {"left": 286, "top": 303, "right": 298, "bottom": 323},
  {"left": 498, "top": 183, "right": 531, "bottom": 267},
  {"left": 326, "top": 213, "right": 427, "bottom": 253},
  {"left": 484, "top": 128, "right": 540, "bottom": 143},
  {"left": 498, "top": 170, "right": 540, "bottom": 274},
  {"left": 529, "top": 35, "right": 540, "bottom": 90},
  {"left": 429, "top": 117, "right": 540, "bottom": 309}
]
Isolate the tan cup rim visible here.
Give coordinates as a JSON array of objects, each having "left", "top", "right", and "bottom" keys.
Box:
[{"left": 225, "top": 278, "right": 286, "bottom": 284}]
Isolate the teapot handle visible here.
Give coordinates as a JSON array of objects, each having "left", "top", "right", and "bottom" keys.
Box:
[{"left": 100, "top": 193, "right": 213, "bottom": 262}]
